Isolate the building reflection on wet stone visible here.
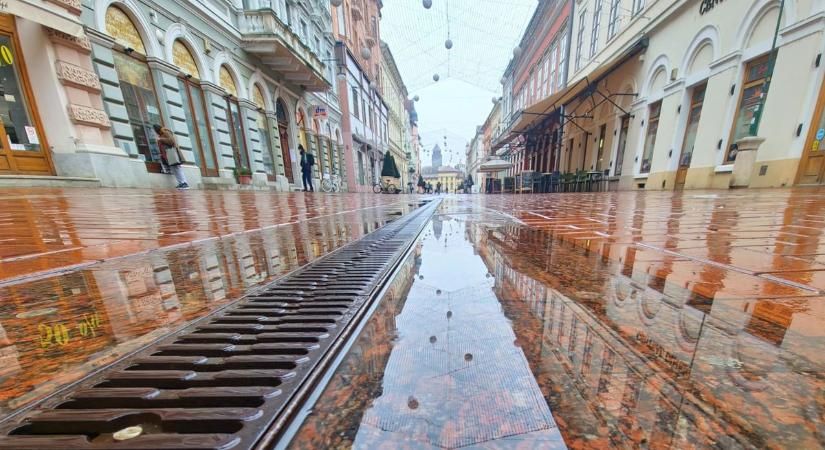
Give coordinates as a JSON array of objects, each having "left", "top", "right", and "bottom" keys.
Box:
[
  {"left": 287, "top": 195, "right": 825, "bottom": 449},
  {"left": 476, "top": 220, "right": 825, "bottom": 448},
  {"left": 0, "top": 201, "right": 411, "bottom": 418}
]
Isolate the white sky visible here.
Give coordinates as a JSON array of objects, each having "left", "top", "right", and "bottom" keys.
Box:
[{"left": 380, "top": 0, "right": 537, "bottom": 166}]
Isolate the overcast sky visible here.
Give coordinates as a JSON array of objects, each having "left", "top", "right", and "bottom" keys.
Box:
[{"left": 380, "top": 0, "right": 537, "bottom": 166}]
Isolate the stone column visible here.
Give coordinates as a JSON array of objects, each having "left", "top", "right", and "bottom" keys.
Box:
[
  {"left": 730, "top": 136, "right": 765, "bottom": 188},
  {"left": 239, "top": 99, "right": 268, "bottom": 187}
]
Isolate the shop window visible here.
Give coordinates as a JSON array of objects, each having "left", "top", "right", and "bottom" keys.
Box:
[
  {"left": 218, "top": 65, "right": 248, "bottom": 171},
  {"left": 727, "top": 55, "right": 770, "bottom": 163},
  {"left": 640, "top": 101, "right": 661, "bottom": 173},
  {"left": 173, "top": 40, "right": 218, "bottom": 177},
  {"left": 680, "top": 83, "right": 707, "bottom": 168},
  {"left": 106, "top": 6, "right": 164, "bottom": 172},
  {"left": 276, "top": 98, "right": 293, "bottom": 182},
  {"left": 252, "top": 84, "right": 276, "bottom": 180}
]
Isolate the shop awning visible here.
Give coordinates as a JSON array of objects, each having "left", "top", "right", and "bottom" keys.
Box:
[
  {"left": 479, "top": 159, "right": 513, "bottom": 172},
  {"left": 508, "top": 36, "right": 649, "bottom": 136},
  {"left": 10, "top": 0, "right": 84, "bottom": 38}
]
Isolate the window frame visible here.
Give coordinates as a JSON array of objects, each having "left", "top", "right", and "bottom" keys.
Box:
[{"left": 725, "top": 55, "right": 770, "bottom": 163}]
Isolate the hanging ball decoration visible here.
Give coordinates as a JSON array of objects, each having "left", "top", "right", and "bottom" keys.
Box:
[
  {"left": 513, "top": 46, "right": 523, "bottom": 58},
  {"left": 330, "top": 0, "right": 343, "bottom": 6},
  {"left": 500, "top": 77, "right": 506, "bottom": 85},
  {"left": 433, "top": 73, "right": 440, "bottom": 82},
  {"left": 445, "top": 39, "right": 453, "bottom": 50},
  {"left": 492, "top": 97, "right": 498, "bottom": 104},
  {"left": 423, "top": 0, "right": 432, "bottom": 9},
  {"left": 413, "top": 95, "right": 420, "bottom": 102},
  {"left": 360, "top": 46, "right": 371, "bottom": 60},
  {"left": 407, "top": 396, "right": 419, "bottom": 410}
]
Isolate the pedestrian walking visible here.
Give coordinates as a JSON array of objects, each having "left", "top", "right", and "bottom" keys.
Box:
[
  {"left": 153, "top": 124, "right": 189, "bottom": 190},
  {"left": 436, "top": 181, "right": 442, "bottom": 194},
  {"left": 299, "top": 145, "right": 315, "bottom": 192}
]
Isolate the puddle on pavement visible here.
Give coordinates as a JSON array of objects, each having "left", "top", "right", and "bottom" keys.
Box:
[
  {"left": 288, "top": 200, "right": 825, "bottom": 449},
  {"left": 0, "top": 203, "right": 418, "bottom": 419}
]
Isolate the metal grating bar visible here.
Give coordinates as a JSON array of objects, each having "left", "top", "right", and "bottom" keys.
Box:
[{"left": 0, "top": 200, "right": 438, "bottom": 450}]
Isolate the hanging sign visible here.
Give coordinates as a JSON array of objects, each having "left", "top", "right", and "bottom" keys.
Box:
[
  {"left": 816, "top": 128, "right": 825, "bottom": 140},
  {"left": 313, "top": 106, "right": 328, "bottom": 119},
  {"left": 699, "top": 0, "right": 724, "bottom": 15}
]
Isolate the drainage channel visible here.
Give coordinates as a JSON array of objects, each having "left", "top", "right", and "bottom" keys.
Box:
[{"left": 0, "top": 199, "right": 440, "bottom": 450}]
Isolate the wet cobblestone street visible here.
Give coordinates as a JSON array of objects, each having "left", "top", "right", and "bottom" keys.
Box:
[
  {"left": 289, "top": 189, "right": 825, "bottom": 449},
  {"left": 1, "top": 188, "right": 825, "bottom": 448}
]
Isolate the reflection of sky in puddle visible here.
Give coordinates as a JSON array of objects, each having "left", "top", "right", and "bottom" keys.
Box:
[{"left": 290, "top": 213, "right": 565, "bottom": 449}]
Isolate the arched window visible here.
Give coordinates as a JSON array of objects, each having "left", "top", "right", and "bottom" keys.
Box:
[
  {"left": 252, "top": 84, "right": 276, "bottom": 180},
  {"left": 173, "top": 40, "right": 217, "bottom": 176},
  {"left": 172, "top": 40, "right": 200, "bottom": 78},
  {"left": 219, "top": 65, "right": 247, "bottom": 170},
  {"left": 219, "top": 65, "right": 238, "bottom": 97},
  {"left": 105, "top": 6, "right": 146, "bottom": 54},
  {"left": 105, "top": 6, "right": 164, "bottom": 172}
]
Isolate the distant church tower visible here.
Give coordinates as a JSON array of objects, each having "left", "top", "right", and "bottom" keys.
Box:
[{"left": 432, "top": 144, "right": 442, "bottom": 168}]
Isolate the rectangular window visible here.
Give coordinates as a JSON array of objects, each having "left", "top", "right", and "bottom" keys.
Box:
[
  {"left": 575, "top": 10, "right": 586, "bottom": 71},
  {"left": 314, "top": 37, "right": 320, "bottom": 54},
  {"left": 591, "top": 0, "right": 602, "bottom": 57},
  {"left": 544, "top": 56, "right": 551, "bottom": 96},
  {"left": 300, "top": 20, "right": 308, "bottom": 41},
  {"left": 680, "top": 83, "right": 707, "bottom": 168},
  {"left": 608, "top": 0, "right": 620, "bottom": 40},
  {"left": 727, "top": 55, "right": 770, "bottom": 162},
  {"left": 641, "top": 101, "right": 662, "bottom": 173},
  {"left": 351, "top": 86, "right": 359, "bottom": 118},
  {"left": 336, "top": 5, "right": 347, "bottom": 36},
  {"left": 549, "top": 43, "right": 557, "bottom": 95},
  {"left": 558, "top": 32, "right": 567, "bottom": 90},
  {"left": 633, "top": 0, "right": 645, "bottom": 16}
]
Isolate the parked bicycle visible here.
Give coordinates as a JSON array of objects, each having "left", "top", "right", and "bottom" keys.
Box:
[
  {"left": 320, "top": 173, "right": 342, "bottom": 193},
  {"left": 373, "top": 179, "right": 399, "bottom": 194}
]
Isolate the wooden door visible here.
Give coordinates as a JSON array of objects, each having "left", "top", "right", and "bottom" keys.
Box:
[
  {"left": 0, "top": 15, "right": 53, "bottom": 175},
  {"left": 278, "top": 124, "right": 293, "bottom": 182},
  {"left": 797, "top": 77, "right": 825, "bottom": 185}
]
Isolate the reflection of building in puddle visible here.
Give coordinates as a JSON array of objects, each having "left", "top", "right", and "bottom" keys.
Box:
[
  {"left": 350, "top": 226, "right": 560, "bottom": 449},
  {"left": 0, "top": 209, "right": 402, "bottom": 420},
  {"left": 474, "top": 221, "right": 825, "bottom": 448}
]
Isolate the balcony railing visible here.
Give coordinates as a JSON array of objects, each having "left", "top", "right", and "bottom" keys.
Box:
[{"left": 241, "top": 9, "right": 325, "bottom": 79}]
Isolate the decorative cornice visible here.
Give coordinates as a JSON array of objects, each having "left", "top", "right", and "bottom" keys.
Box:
[
  {"left": 146, "top": 57, "right": 180, "bottom": 76},
  {"left": 47, "top": 28, "right": 91, "bottom": 54},
  {"left": 68, "top": 104, "right": 111, "bottom": 128},
  {"left": 56, "top": 61, "right": 102, "bottom": 92},
  {"left": 85, "top": 28, "right": 115, "bottom": 48},
  {"left": 44, "top": 0, "right": 81, "bottom": 15}
]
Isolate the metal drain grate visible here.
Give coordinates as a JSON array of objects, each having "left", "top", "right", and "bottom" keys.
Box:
[{"left": 0, "top": 200, "right": 438, "bottom": 450}]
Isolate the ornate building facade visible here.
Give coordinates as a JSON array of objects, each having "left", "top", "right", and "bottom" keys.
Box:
[{"left": 2, "top": 0, "right": 345, "bottom": 190}]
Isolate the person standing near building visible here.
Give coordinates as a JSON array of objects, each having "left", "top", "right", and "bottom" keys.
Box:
[
  {"left": 299, "top": 145, "right": 315, "bottom": 192},
  {"left": 153, "top": 124, "right": 189, "bottom": 190}
]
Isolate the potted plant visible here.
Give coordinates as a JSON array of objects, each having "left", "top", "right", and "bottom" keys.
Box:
[{"left": 234, "top": 166, "right": 252, "bottom": 185}]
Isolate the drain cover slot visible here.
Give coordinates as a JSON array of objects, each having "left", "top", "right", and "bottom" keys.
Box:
[{"left": 0, "top": 200, "right": 437, "bottom": 450}]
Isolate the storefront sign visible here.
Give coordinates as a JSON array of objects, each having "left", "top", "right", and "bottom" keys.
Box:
[
  {"left": 313, "top": 106, "right": 328, "bottom": 119},
  {"left": 699, "top": 0, "right": 724, "bottom": 15},
  {"left": 24, "top": 126, "right": 38, "bottom": 145},
  {"left": 0, "top": 45, "right": 12, "bottom": 66}
]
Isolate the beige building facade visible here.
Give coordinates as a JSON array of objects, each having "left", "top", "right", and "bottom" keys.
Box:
[{"left": 558, "top": 0, "right": 825, "bottom": 190}]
